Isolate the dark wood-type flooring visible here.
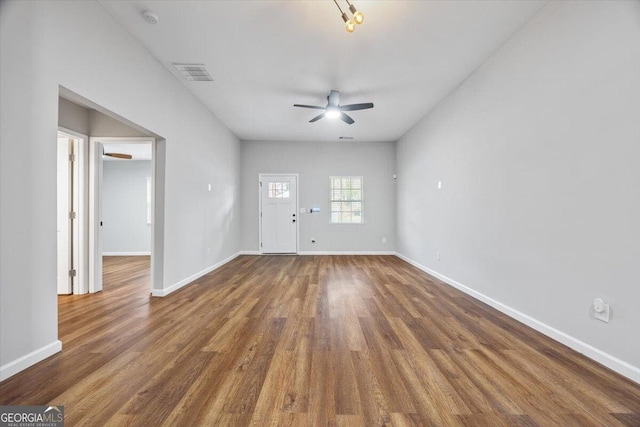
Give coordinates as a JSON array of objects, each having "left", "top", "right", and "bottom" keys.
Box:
[{"left": 1, "top": 255, "right": 639, "bottom": 426}]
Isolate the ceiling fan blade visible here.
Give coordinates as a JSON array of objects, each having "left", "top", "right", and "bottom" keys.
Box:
[
  {"left": 340, "top": 102, "right": 374, "bottom": 111},
  {"left": 104, "top": 152, "right": 133, "bottom": 160},
  {"left": 328, "top": 90, "right": 340, "bottom": 107},
  {"left": 309, "top": 113, "right": 326, "bottom": 123},
  {"left": 339, "top": 112, "right": 355, "bottom": 125},
  {"left": 294, "top": 104, "right": 325, "bottom": 109}
]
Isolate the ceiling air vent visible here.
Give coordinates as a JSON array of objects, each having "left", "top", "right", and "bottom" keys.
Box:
[
  {"left": 339, "top": 136, "right": 354, "bottom": 140},
  {"left": 172, "top": 63, "right": 213, "bottom": 81}
]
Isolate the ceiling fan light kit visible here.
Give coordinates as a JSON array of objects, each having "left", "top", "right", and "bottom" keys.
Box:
[
  {"left": 294, "top": 90, "right": 373, "bottom": 125},
  {"left": 333, "top": 0, "right": 364, "bottom": 33}
]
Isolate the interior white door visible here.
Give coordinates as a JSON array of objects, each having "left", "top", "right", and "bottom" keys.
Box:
[
  {"left": 260, "top": 175, "right": 297, "bottom": 253},
  {"left": 89, "top": 139, "right": 103, "bottom": 293},
  {"left": 57, "top": 136, "right": 72, "bottom": 294}
]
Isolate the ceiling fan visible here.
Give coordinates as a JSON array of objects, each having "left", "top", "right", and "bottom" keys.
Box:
[
  {"left": 102, "top": 148, "right": 132, "bottom": 160},
  {"left": 294, "top": 90, "right": 373, "bottom": 125}
]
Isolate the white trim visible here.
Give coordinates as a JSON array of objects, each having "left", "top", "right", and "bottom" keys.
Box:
[
  {"left": 58, "top": 127, "right": 89, "bottom": 295},
  {"left": 394, "top": 252, "right": 640, "bottom": 384},
  {"left": 238, "top": 250, "right": 260, "bottom": 255},
  {"left": 151, "top": 252, "right": 241, "bottom": 297},
  {"left": 298, "top": 251, "right": 396, "bottom": 256},
  {"left": 103, "top": 252, "right": 151, "bottom": 256},
  {"left": 90, "top": 137, "right": 157, "bottom": 295},
  {"left": 0, "top": 341, "right": 62, "bottom": 381}
]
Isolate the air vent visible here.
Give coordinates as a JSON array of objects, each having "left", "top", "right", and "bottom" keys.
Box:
[
  {"left": 339, "top": 136, "right": 354, "bottom": 140},
  {"left": 172, "top": 63, "right": 213, "bottom": 81}
]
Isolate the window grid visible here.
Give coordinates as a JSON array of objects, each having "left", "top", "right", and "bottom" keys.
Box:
[
  {"left": 268, "top": 181, "right": 290, "bottom": 199},
  {"left": 330, "top": 176, "right": 363, "bottom": 224}
]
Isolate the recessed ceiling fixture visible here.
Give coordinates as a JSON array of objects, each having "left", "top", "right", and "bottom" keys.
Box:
[
  {"left": 141, "top": 10, "right": 159, "bottom": 25},
  {"left": 172, "top": 63, "right": 214, "bottom": 82},
  {"left": 332, "top": 0, "right": 364, "bottom": 33},
  {"left": 294, "top": 90, "right": 374, "bottom": 125}
]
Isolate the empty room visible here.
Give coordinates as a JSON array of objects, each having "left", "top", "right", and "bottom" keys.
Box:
[{"left": 1, "top": 1, "right": 639, "bottom": 426}]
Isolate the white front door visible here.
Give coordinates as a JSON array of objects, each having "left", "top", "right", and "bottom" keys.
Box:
[{"left": 260, "top": 174, "right": 297, "bottom": 254}]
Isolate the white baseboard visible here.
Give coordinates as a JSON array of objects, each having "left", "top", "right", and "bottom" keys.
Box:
[
  {"left": 395, "top": 253, "right": 640, "bottom": 384},
  {"left": 0, "top": 340, "right": 62, "bottom": 381},
  {"left": 151, "top": 252, "right": 241, "bottom": 297},
  {"left": 237, "top": 250, "right": 260, "bottom": 255},
  {"left": 298, "top": 251, "right": 396, "bottom": 255},
  {"left": 103, "top": 252, "right": 151, "bottom": 256}
]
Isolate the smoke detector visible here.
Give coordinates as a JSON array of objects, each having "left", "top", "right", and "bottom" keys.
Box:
[{"left": 142, "top": 10, "right": 159, "bottom": 25}]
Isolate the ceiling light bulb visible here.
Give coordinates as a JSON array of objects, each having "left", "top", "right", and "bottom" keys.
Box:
[
  {"left": 345, "top": 19, "right": 356, "bottom": 33},
  {"left": 326, "top": 107, "right": 341, "bottom": 119},
  {"left": 353, "top": 10, "right": 364, "bottom": 24},
  {"left": 341, "top": 12, "right": 356, "bottom": 33},
  {"left": 348, "top": 4, "right": 364, "bottom": 25}
]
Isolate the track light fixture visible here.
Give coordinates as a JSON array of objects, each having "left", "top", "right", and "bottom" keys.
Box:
[{"left": 333, "top": 0, "right": 364, "bottom": 33}]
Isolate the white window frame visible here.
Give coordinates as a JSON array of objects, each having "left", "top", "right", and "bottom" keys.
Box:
[{"left": 330, "top": 176, "right": 364, "bottom": 224}]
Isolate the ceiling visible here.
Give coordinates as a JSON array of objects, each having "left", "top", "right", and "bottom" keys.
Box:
[{"left": 98, "top": 0, "right": 546, "bottom": 142}]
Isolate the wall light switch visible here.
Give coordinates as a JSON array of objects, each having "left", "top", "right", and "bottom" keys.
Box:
[
  {"left": 207, "top": 184, "right": 212, "bottom": 192},
  {"left": 437, "top": 180, "right": 442, "bottom": 189}
]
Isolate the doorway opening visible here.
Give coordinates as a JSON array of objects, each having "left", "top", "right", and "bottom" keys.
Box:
[{"left": 90, "top": 138, "right": 155, "bottom": 294}]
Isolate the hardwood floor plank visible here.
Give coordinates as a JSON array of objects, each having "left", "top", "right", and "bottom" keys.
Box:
[{"left": 1, "top": 254, "right": 638, "bottom": 426}]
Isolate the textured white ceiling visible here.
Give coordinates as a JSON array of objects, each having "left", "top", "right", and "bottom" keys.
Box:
[{"left": 98, "top": 0, "right": 545, "bottom": 142}]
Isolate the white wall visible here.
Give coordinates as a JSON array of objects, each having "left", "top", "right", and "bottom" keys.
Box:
[
  {"left": 396, "top": 1, "right": 640, "bottom": 380},
  {"left": 241, "top": 141, "right": 396, "bottom": 253},
  {"left": 58, "top": 97, "right": 90, "bottom": 135},
  {"left": 89, "top": 109, "right": 149, "bottom": 138},
  {"left": 0, "top": 1, "right": 241, "bottom": 379},
  {"left": 102, "top": 161, "right": 152, "bottom": 255}
]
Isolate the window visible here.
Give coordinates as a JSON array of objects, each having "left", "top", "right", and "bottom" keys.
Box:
[
  {"left": 330, "top": 176, "right": 363, "bottom": 224},
  {"left": 146, "top": 176, "right": 152, "bottom": 225},
  {"left": 268, "top": 181, "right": 290, "bottom": 199}
]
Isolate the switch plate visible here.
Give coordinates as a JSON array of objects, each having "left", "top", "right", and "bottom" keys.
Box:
[
  {"left": 207, "top": 184, "right": 212, "bottom": 192},
  {"left": 594, "top": 300, "right": 610, "bottom": 323}
]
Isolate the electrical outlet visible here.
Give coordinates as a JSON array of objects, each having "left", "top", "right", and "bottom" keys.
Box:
[{"left": 382, "top": 237, "right": 387, "bottom": 244}]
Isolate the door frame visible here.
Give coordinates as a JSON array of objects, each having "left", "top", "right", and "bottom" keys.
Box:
[
  {"left": 58, "top": 127, "right": 88, "bottom": 294},
  {"left": 258, "top": 173, "right": 299, "bottom": 254},
  {"left": 89, "top": 136, "right": 156, "bottom": 293}
]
